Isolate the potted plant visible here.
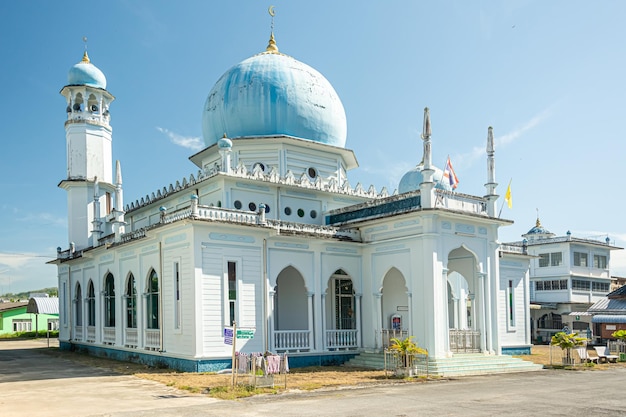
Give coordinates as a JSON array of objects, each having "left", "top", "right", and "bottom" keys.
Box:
[
  {"left": 611, "top": 329, "right": 626, "bottom": 361},
  {"left": 388, "top": 336, "right": 428, "bottom": 376},
  {"left": 550, "top": 331, "right": 586, "bottom": 365}
]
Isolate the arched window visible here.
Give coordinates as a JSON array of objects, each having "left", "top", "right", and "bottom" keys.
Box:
[
  {"left": 104, "top": 273, "right": 115, "bottom": 327},
  {"left": 87, "top": 281, "right": 96, "bottom": 326},
  {"left": 75, "top": 283, "right": 83, "bottom": 326},
  {"left": 146, "top": 270, "right": 159, "bottom": 330},
  {"left": 126, "top": 274, "right": 137, "bottom": 329}
]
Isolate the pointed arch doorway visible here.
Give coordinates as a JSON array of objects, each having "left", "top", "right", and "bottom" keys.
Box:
[
  {"left": 324, "top": 269, "right": 360, "bottom": 350},
  {"left": 447, "top": 246, "right": 482, "bottom": 353},
  {"left": 273, "top": 266, "right": 312, "bottom": 352},
  {"left": 380, "top": 268, "right": 409, "bottom": 348}
]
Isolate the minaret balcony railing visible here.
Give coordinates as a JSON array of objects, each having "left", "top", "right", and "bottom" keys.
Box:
[{"left": 434, "top": 189, "right": 487, "bottom": 215}]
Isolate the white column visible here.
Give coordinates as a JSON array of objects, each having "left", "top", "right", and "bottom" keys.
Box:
[
  {"left": 374, "top": 292, "right": 382, "bottom": 349},
  {"left": 307, "top": 292, "right": 315, "bottom": 350},
  {"left": 321, "top": 293, "right": 327, "bottom": 350},
  {"left": 483, "top": 270, "right": 494, "bottom": 354},
  {"left": 355, "top": 293, "right": 362, "bottom": 348},
  {"left": 406, "top": 291, "right": 413, "bottom": 338},
  {"left": 479, "top": 273, "right": 487, "bottom": 353},
  {"left": 441, "top": 269, "right": 451, "bottom": 355},
  {"left": 268, "top": 290, "right": 276, "bottom": 351},
  {"left": 453, "top": 297, "right": 460, "bottom": 329}
]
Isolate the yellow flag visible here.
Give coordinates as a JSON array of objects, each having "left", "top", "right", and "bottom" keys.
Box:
[{"left": 505, "top": 182, "right": 512, "bottom": 209}]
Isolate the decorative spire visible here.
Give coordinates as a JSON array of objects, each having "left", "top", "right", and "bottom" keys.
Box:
[
  {"left": 487, "top": 126, "right": 494, "bottom": 155},
  {"left": 115, "top": 160, "right": 124, "bottom": 212},
  {"left": 421, "top": 107, "right": 431, "bottom": 140},
  {"left": 81, "top": 36, "right": 90, "bottom": 63},
  {"left": 420, "top": 107, "right": 432, "bottom": 170},
  {"left": 265, "top": 6, "right": 279, "bottom": 53},
  {"left": 536, "top": 208, "right": 541, "bottom": 227}
]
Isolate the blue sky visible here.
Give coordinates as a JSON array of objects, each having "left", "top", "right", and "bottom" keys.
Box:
[{"left": 1, "top": 1, "right": 625, "bottom": 293}]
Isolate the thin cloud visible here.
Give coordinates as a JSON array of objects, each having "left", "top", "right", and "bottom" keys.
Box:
[
  {"left": 0, "top": 252, "right": 52, "bottom": 270},
  {"left": 156, "top": 127, "right": 204, "bottom": 151},
  {"left": 454, "top": 106, "right": 553, "bottom": 169},
  {"left": 16, "top": 212, "right": 66, "bottom": 227}
]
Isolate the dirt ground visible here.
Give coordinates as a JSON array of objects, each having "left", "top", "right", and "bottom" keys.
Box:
[{"left": 40, "top": 345, "right": 626, "bottom": 399}]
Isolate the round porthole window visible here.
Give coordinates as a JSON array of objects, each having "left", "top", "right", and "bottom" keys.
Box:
[
  {"left": 307, "top": 167, "right": 317, "bottom": 179},
  {"left": 297, "top": 209, "right": 305, "bottom": 218},
  {"left": 234, "top": 200, "right": 242, "bottom": 210},
  {"left": 264, "top": 204, "right": 271, "bottom": 213},
  {"left": 284, "top": 207, "right": 292, "bottom": 216},
  {"left": 310, "top": 210, "right": 317, "bottom": 219},
  {"left": 249, "top": 202, "right": 257, "bottom": 211}
]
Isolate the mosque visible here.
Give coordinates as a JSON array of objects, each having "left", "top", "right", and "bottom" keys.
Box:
[{"left": 51, "top": 26, "right": 540, "bottom": 375}]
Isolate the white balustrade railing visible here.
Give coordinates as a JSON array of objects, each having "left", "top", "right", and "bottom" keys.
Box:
[
  {"left": 449, "top": 329, "right": 481, "bottom": 353},
  {"left": 102, "top": 327, "right": 116, "bottom": 345},
  {"left": 325, "top": 329, "right": 358, "bottom": 349},
  {"left": 73, "top": 326, "right": 83, "bottom": 341},
  {"left": 86, "top": 326, "right": 96, "bottom": 342},
  {"left": 274, "top": 330, "right": 311, "bottom": 352},
  {"left": 381, "top": 329, "right": 409, "bottom": 349},
  {"left": 435, "top": 190, "right": 487, "bottom": 215},
  {"left": 145, "top": 329, "right": 161, "bottom": 350},
  {"left": 125, "top": 328, "right": 138, "bottom": 347}
]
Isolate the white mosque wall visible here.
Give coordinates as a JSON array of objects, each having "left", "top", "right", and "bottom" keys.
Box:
[
  {"left": 498, "top": 255, "right": 532, "bottom": 350},
  {"left": 199, "top": 227, "right": 264, "bottom": 356}
]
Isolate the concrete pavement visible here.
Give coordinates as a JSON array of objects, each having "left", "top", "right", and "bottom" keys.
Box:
[
  {"left": 2, "top": 338, "right": 626, "bottom": 416},
  {"left": 0, "top": 338, "right": 217, "bottom": 417}
]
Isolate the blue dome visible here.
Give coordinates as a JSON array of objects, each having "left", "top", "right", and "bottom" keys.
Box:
[
  {"left": 525, "top": 221, "right": 552, "bottom": 235},
  {"left": 67, "top": 52, "right": 107, "bottom": 89},
  {"left": 202, "top": 51, "right": 347, "bottom": 148},
  {"left": 398, "top": 164, "right": 452, "bottom": 194}
]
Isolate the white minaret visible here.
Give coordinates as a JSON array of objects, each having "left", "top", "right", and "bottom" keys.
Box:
[
  {"left": 484, "top": 126, "right": 498, "bottom": 217},
  {"left": 112, "top": 160, "right": 126, "bottom": 242},
  {"left": 419, "top": 107, "right": 435, "bottom": 208},
  {"left": 58, "top": 50, "right": 115, "bottom": 250}
]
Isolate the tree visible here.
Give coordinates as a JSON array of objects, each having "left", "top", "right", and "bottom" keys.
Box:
[
  {"left": 550, "top": 331, "right": 586, "bottom": 365},
  {"left": 388, "top": 336, "right": 428, "bottom": 368}
]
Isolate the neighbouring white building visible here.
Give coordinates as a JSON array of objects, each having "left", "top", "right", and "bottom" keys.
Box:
[
  {"left": 50, "top": 28, "right": 539, "bottom": 375},
  {"left": 505, "top": 219, "right": 622, "bottom": 344}
]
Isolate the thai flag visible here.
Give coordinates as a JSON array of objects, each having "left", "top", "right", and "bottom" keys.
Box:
[{"left": 443, "top": 157, "right": 459, "bottom": 189}]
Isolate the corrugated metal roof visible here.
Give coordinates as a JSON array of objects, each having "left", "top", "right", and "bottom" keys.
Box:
[
  {"left": 592, "top": 315, "right": 626, "bottom": 324},
  {"left": 588, "top": 298, "right": 626, "bottom": 313},
  {"left": 27, "top": 297, "right": 59, "bottom": 315},
  {"left": 0, "top": 302, "right": 28, "bottom": 312},
  {"left": 608, "top": 285, "right": 626, "bottom": 298}
]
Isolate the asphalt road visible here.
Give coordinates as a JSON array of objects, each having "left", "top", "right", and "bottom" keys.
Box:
[{"left": 2, "top": 339, "right": 625, "bottom": 417}]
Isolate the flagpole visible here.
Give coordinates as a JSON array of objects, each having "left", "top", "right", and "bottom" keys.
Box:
[
  {"left": 436, "top": 155, "right": 448, "bottom": 190},
  {"left": 498, "top": 178, "right": 512, "bottom": 218}
]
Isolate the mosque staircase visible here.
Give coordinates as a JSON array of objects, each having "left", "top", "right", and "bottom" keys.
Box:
[{"left": 344, "top": 352, "right": 543, "bottom": 377}]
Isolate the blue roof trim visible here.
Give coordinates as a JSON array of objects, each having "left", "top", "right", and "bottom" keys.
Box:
[
  {"left": 592, "top": 314, "right": 626, "bottom": 323},
  {"left": 327, "top": 195, "right": 421, "bottom": 225}
]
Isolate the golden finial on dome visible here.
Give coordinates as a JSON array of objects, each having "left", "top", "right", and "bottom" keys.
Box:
[
  {"left": 265, "top": 5, "right": 279, "bottom": 53},
  {"left": 81, "top": 36, "right": 90, "bottom": 63},
  {"left": 536, "top": 208, "right": 541, "bottom": 227},
  {"left": 266, "top": 32, "right": 279, "bottom": 53}
]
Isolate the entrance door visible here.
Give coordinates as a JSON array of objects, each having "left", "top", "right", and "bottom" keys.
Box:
[{"left": 335, "top": 278, "right": 355, "bottom": 329}]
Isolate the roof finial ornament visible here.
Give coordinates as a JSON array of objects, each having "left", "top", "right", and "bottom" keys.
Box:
[
  {"left": 81, "top": 36, "right": 90, "bottom": 63},
  {"left": 265, "top": 5, "right": 279, "bottom": 53},
  {"left": 536, "top": 208, "right": 541, "bottom": 227},
  {"left": 421, "top": 107, "right": 432, "bottom": 170}
]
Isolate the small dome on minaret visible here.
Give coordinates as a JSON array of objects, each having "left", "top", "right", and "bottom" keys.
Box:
[{"left": 67, "top": 51, "right": 107, "bottom": 89}]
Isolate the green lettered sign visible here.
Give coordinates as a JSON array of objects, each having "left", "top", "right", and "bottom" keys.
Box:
[{"left": 236, "top": 329, "right": 255, "bottom": 339}]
